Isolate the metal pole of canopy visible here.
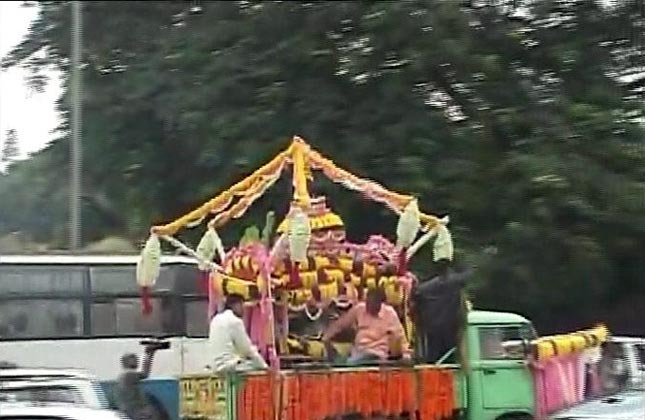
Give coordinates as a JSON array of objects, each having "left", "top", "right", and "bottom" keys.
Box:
[{"left": 70, "top": 1, "right": 83, "bottom": 250}]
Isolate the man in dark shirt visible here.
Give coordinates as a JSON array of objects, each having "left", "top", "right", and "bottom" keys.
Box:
[
  {"left": 412, "top": 259, "right": 471, "bottom": 363},
  {"left": 116, "top": 343, "right": 162, "bottom": 420}
]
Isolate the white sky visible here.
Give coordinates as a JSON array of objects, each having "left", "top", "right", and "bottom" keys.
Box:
[{"left": 0, "top": 1, "right": 61, "bottom": 160}]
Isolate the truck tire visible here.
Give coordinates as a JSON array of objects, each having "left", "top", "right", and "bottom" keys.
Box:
[{"left": 497, "top": 414, "right": 533, "bottom": 420}]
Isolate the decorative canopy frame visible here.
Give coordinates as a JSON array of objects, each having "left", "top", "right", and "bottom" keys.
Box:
[{"left": 150, "top": 136, "right": 443, "bottom": 236}]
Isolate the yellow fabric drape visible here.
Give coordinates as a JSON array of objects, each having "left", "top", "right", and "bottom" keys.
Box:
[{"left": 291, "top": 137, "right": 311, "bottom": 209}]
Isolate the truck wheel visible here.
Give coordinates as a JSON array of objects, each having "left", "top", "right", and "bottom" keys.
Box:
[{"left": 497, "top": 414, "right": 533, "bottom": 420}]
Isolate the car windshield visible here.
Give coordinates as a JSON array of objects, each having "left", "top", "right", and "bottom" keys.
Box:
[
  {"left": 636, "top": 344, "right": 645, "bottom": 370},
  {"left": 0, "top": 384, "right": 82, "bottom": 405},
  {"left": 628, "top": 343, "right": 645, "bottom": 391},
  {"left": 598, "top": 342, "right": 645, "bottom": 394}
]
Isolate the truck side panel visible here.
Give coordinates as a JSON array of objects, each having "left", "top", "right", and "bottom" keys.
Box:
[
  {"left": 102, "top": 378, "right": 180, "bottom": 420},
  {"left": 180, "top": 366, "right": 460, "bottom": 420}
]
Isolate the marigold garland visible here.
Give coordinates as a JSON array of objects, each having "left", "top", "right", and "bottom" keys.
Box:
[{"left": 235, "top": 367, "right": 455, "bottom": 420}]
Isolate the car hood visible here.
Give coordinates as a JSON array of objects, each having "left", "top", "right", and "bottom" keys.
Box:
[{"left": 552, "top": 391, "right": 645, "bottom": 420}]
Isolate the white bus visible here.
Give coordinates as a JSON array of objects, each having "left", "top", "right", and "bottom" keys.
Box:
[{"left": 0, "top": 254, "right": 213, "bottom": 381}]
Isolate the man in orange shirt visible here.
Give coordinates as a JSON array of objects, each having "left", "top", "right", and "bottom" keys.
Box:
[{"left": 323, "top": 288, "right": 411, "bottom": 365}]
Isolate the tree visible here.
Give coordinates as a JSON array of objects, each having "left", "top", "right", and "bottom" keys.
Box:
[
  {"left": 1, "top": 129, "right": 20, "bottom": 164},
  {"left": 1, "top": 0, "right": 644, "bottom": 333}
]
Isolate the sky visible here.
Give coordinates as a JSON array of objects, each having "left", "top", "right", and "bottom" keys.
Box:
[{"left": 0, "top": 1, "right": 61, "bottom": 160}]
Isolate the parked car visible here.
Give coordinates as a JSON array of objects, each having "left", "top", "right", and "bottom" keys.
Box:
[
  {"left": 0, "top": 402, "right": 129, "bottom": 420},
  {"left": 0, "top": 368, "right": 110, "bottom": 410},
  {"left": 551, "top": 336, "right": 645, "bottom": 420},
  {"left": 551, "top": 389, "right": 644, "bottom": 420},
  {"left": 607, "top": 336, "right": 645, "bottom": 388}
]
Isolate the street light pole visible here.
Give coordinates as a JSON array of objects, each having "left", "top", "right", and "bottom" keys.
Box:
[{"left": 70, "top": 1, "right": 83, "bottom": 250}]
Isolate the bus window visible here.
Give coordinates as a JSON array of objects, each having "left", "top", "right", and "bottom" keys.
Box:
[
  {"left": 0, "top": 266, "right": 84, "bottom": 295},
  {"left": 172, "top": 265, "right": 203, "bottom": 294},
  {"left": 90, "top": 298, "right": 162, "bottom": 336},
  {"left": 185, "top": 300, "right": 209, "bottom": 337},
  {"left": 92, "top": 296, "right": 184, "bottom": 336},
  {"left": 117, "top": 298, "right": 163, "bottom": 335},
  {"left": 91, "top": 302, "right": 117, "bottom": 336},
  {"left": 89, "top": 265, "right": 175, "bottom": 294},
  {"left": 0, "top": 299, "right": 83, "bottom": 338}
]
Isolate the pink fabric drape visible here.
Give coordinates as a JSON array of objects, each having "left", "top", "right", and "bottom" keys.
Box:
[
  {"left": 244, "top": 304, "right": 267, "bottom": 358},
  {"left": 206, "top": 271, "right": 219, "bottom": 320},
  {"left": 531, "top": 353, "right": 589, "bottom": 419}
]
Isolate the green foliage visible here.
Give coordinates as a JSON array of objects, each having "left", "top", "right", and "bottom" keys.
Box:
[{"left": 1, "top": 0, "right": 643, "bottom": 333}]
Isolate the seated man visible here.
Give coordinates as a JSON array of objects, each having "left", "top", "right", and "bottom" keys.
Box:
[
  {"left": 323, "top": 288, "right": 411, "bottom": 365},
  {"left": 209, "top": 294, "right": 268, "bottom": 373},
  {"left": 286, "top": 299, "right": 355, "bottom": 361}
]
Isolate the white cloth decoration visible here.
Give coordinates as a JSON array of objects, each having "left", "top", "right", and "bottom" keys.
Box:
[
  {"left": 396, "top": 199, "right": 421, "bottom": 248},
  {"left": 407, "top": 216, "right": 449, "bottom": 259},
  {"left": 136, "top": 234, "right": 161, "bottom": 288},
  {"left": 288, "top": 207, "right": 311, "bottom": 263},
  {"left": 196, "top": 227, "right": 225, "bottom": 270},
  {"left": 160, "top": 235, "right": 222, "bottom": 271},
  {"left": 433, "top": 223, "right": 454, "bottom": 262}
]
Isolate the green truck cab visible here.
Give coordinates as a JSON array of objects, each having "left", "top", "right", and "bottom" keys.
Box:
[
  {"left": 180, "top": 309, "right": 539, "bottom": 420},
  {"left": 459, "top": 310, "right": 536, "bottom": 420}
]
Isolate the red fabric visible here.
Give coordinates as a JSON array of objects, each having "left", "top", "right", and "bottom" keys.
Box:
[
  {"left": 198, "top": 270, "right": 210, "bottom": 294},
  {"left": 286, "top": 259, "right": 303, "bottom": 289},
  {"left": 140, "top": 286, "right": 153, "bottom": 315},
  {"left": 397, "top": 248, "right": 408, "bottom": 276}
]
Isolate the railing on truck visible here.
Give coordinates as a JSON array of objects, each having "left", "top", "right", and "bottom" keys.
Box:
[{"left": 180, "top": 365, "right": 462, "bottom": 420}]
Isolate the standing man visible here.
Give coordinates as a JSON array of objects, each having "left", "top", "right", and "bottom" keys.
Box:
[
  {"left": 209, "top": 293, "right": 268, "bottom": 372},
  {"left": 323, "top": 288, "right": 411, "bottom": 365},
  {"left": 412, "top": 258, "right": 471, "bottom": 363},
  {"left": 116, "top": 341, "right": 165, "bottom": 420}
]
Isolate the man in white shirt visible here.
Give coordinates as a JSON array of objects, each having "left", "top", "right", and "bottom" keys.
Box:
[{"left": 209, "top": 293, "right": 268, "bottom": 372}]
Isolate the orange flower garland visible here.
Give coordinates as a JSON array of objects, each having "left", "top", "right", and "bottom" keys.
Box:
[{"left": 236, "top": 367, "right": 455, "bottom": 420}]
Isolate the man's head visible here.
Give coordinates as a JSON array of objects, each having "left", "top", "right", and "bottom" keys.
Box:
[
  {"left": 224, "top": 293, "right": 245, "bottom": 318},
  {"left": 121, "top": 352, "right": 138, "bottom": 370},
  {"left": 305, "top": 298, "right": 319, "bottom": 312},
  {"left": 435, "top": 258, "right": 451, "bottom": 278},
  {"left": 365, "top": 287, "right": 385, "bottom": 316}
]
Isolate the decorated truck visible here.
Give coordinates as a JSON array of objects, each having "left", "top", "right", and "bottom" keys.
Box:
[
  {"left": 176, "top": 315, "right": 608, "bottom": 420},
  {"left": 134, "top": 137, "right": 610, "bottom": 420}
]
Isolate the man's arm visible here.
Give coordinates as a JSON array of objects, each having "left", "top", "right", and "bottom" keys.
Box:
[
  {"left": 231, "top": 318, "right": 268, "bottom": 369},
  {"left": 446, "top": 268, "right": 473, "bottom": 287},
  {"left": 417, "top": 270, "right": 471, "bottom": 298},
  {"left": 322, "top": 305, "right": 359, "bottom": 342},
  {"left": 139, "top": 348, "right": 155, "bottom": 380}
]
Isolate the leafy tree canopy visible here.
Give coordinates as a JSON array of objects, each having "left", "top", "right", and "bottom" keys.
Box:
[{"left": 1, "top": 0, "right": 643, "bottom": 333}]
